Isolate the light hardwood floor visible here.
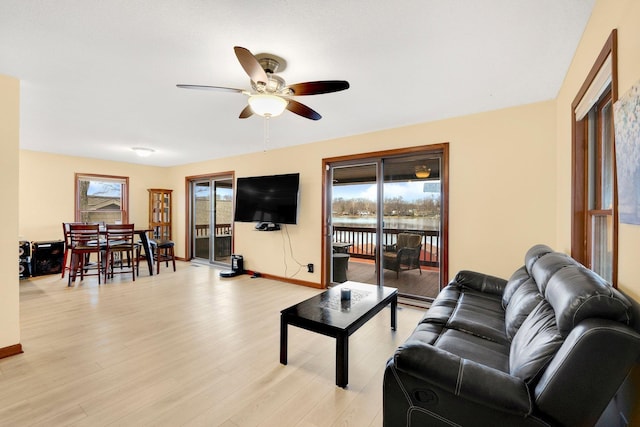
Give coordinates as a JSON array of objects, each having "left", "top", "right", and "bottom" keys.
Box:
[{"left": 2, "top": 262, "right": 425, "bottom": 426}]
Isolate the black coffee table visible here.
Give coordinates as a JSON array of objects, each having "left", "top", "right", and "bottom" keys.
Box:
[{"left": 280, "top": 281, "right": 398, "bottom": 387}]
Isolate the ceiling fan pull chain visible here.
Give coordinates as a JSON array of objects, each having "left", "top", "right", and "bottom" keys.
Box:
[{"left": 263, "top": 115, "right": 270, "bottom": 152}]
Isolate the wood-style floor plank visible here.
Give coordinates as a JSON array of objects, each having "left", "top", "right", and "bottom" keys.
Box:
[{"left": 1, "top": 262, "right": 425, "bottom": 426}]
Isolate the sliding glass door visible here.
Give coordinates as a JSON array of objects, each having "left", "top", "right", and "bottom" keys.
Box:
[
  {"left": 325, "top": 146, "right": 448, "bottom": 302},
  {"left": 191, "top": 176, "right": 233, "bottom": 266},
  {"left": 381, "top": 155, "right": 443, "bottom": 301}
]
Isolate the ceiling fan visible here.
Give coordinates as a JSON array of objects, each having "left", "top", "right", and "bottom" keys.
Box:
[{"left": 177, "top": 46, "right": 349, "bottom": 121}]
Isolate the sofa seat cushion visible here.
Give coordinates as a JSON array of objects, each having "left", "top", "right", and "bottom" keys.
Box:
[
  {"left": 420, "top": 284, "right": 460, "bottom": 324},
  {"left": 446, "top": 291, "right": 508, "bottom": 344},
  {"left": 409, "top": 322, "right": 445, "bottom": 346},
  {"left": 435, "top": 328, "right": 510, "bottom": 373}
]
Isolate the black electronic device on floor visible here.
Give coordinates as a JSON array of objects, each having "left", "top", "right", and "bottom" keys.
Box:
[
  {"left": 31, "top": 240, "right": 64, "bottom": 276},
  {"left": 220, "top": 254, "right": 244, "bottom": 278}
]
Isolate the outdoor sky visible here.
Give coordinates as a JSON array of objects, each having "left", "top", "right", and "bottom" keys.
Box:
[
  {"left": 332, "top": 181, "right": 441, "bottom": 201},
  {"left": 87, "top": 181, "right": 121, "bottom": 197}
]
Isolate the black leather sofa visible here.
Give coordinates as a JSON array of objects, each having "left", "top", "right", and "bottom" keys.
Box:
[{"left": 383, "top": 244, "right": 640, "bottom": 426}]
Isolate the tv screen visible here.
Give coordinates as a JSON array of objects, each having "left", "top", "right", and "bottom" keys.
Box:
[{"left": 234, "top": 173, "right": 300, "bottom": 224}]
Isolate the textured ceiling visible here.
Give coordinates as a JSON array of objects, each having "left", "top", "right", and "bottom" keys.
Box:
[{"left": 0, "top": 0, "right": 595, "bottom": 167}]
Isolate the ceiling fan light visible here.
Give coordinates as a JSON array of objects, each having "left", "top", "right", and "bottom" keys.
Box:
[
  {"left": 248, "top": 94, "right": 288, "bottom": 117},
  {"left": 415, "top": 166, "right": 431, "bottom": 179}
]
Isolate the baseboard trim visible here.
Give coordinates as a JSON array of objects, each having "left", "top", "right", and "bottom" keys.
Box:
[
  {"left": 0, "top": 343, "right": 23, "bottom": 359},
  {"left": 243, "top": 270, "right": 324, "bottom": 289}
]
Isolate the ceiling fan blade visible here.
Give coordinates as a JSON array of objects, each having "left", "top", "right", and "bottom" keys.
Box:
[
  {"left": 239, "top": 105, "right": 253, "bottom": 119},
  {"left": 234, "top": 46, "right": 268, "bottom": 85},
  {"left": 176, "top": 84, "right": 244, "bottom": 93},
  {"left": 286, "top": 80, "right": 350, "bottom": 96},
  {"left": 286, "top": 99, "right": 322, "bottom": 120}
]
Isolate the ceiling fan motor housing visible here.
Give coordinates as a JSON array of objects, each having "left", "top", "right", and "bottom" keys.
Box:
[{"left": 251, "top": 72, "right": 286, "bottom": 94}]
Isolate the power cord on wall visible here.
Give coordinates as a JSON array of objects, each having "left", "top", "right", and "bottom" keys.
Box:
[{"left": 281, "top": 224, "right": 307, "bottom": 278}]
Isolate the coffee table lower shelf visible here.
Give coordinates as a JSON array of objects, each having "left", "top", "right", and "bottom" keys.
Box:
[{"left": 280, "top": 282, "right": 398, "bottom": 388}]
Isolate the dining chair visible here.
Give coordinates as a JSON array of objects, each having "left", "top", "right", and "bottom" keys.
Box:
[
  {"left": 68, "top": 223, "right": 104, "bottom": 286},
  {"left": 104, "top": 224, "right": 139, "bottom": 282}
]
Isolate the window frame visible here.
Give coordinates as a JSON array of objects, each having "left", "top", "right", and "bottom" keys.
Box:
[
  {"left": 571, "top": 29, "right": 618, "bottom": 285},
  {"left": 74, "top": 173, "right": 129, "bottom": 224}
]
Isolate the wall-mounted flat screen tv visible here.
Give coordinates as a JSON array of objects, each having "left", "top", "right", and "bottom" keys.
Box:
[{"left": 234, "top": 173, "right": 300, "bottom": 224}]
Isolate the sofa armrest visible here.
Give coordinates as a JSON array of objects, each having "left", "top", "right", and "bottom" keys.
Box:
[
  {"left": 454, "top": 270, "right": 508, "bottom": 296},
  {"left": 393, "top": 340, "right": 531, "bottom": 416}
]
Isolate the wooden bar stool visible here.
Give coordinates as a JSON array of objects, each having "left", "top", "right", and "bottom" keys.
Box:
[
  {"left": 153, "top": 239, "right": 176, "bottom": 274},
  {"left": 68, "top": 223, "right": 104, "bottom": 286},
  {"left": 104, "top": 224, "right": 139, "bottom": 282}
]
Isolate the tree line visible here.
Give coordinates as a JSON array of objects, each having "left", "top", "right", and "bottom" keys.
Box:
[{"left": 332, "top": 196, "right": 440, "bottom": 217}]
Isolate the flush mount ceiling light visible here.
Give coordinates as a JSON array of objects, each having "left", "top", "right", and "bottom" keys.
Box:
[
  {"left": 415, "top": 165, "right": 431, "bottom": 179},
  {"left": 132, "top": 147, "right": 155, "bottom": 158},
  {"left": 248, "top": 94, "right": 288, "bottom": 117}
]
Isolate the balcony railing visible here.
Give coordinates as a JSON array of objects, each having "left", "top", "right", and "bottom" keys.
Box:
[
  {"left": 195, "top": 223, "right": 232, "bottom": 237},
  {"left": 192, "top": 224, "right": 439, "bottom": 267},
  {"left": 332, "top": 226, "right": 440, "bottom": 267}
]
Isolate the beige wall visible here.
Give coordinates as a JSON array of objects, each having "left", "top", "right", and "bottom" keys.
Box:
[
  {"left": 19, "top": 151, "right": 169, "bottom": 241},
  {"left": 169, "top": 100, "right": 557, "bottom": 282},
  {"left": 0, "top": 75, "right": 20, "bottom": 349},
  {"left": 555, "top": 0, "right": 640, "bottom": 301}
]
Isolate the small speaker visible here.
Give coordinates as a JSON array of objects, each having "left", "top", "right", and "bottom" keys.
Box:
[
  {"left": 19, "top": 240, "right": 31, "bottom": 279},
  {"left": 32, "top": 240, "right": 64, "bottom": 276},
  {"left": 19, "top": 240, "right": 31, "bottom": 258},
  {"left": 19, "top": 259, "right": 31, "bottom": 279}
]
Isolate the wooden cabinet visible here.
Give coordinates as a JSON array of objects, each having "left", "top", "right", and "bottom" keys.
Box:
[{"left": 148, "top": 189, "right": 172, "bottom": 241}]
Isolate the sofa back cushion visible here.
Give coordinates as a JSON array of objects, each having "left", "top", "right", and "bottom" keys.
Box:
[
  {"left": 509, "top": 300, "right": 563, "bottom": 384},
  {"left": 545, "top": 265, "right": 633, "bottom": 337},
  {"left": 524, "top": 244, "right": 554, "bottom": 273},
  {"left": 502, "top": 266, "right": 530, "bottom": 308},
  {"left": 530, "top": 252, "right": 577, "bottom": 295},
  {"left": 504, "top": 279, "right": 544, "bottom": 341}
]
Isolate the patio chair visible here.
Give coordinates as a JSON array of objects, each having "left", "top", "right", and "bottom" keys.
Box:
[{"left": 382, "top": 233, "right": 422, "bottom": 278}]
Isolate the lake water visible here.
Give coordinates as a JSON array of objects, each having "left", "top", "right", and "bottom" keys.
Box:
[{"left": 332, "top": 215, "right": 439, "bottom": 231}]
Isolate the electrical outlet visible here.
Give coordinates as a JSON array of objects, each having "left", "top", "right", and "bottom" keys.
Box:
[{"left": 307, "top": 263, "right": 314, "bottom": 273}]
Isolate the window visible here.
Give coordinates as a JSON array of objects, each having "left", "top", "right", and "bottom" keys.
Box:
[
  {"left": 75, "top": 173, "right": 129, "bottom": 224},
  {"left": 585, "top": 91, "right": 614, "bottom": 282},
  {"left": 571, "top": 30, "right": 618, "bottom": 284}
]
